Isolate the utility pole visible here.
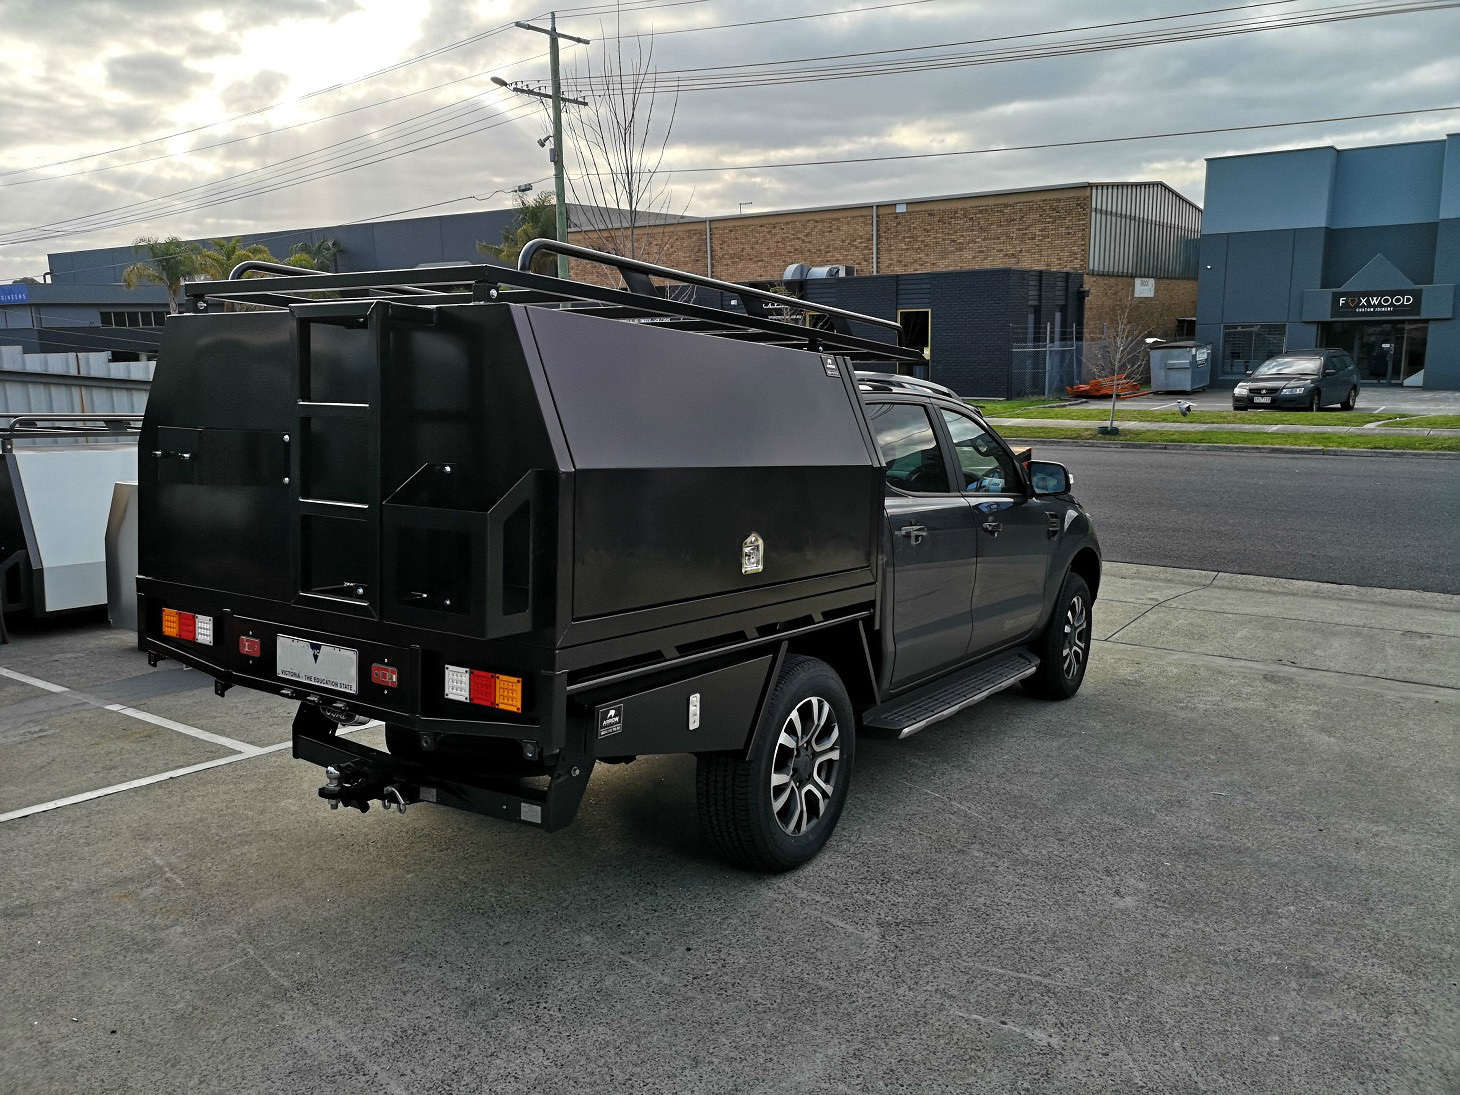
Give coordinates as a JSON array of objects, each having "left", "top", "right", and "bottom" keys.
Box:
[{"left": 494, "top": 14, "right": 589, "bottom": 279}]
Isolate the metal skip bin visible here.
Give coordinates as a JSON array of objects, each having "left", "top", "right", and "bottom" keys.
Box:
[{"left": 1149, "top": 342, "right": 1212, "bottom": 392}]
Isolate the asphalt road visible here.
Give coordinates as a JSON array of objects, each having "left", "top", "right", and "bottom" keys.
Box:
[
  {"left": 3, "top": 567, "right": 1458, "bottom": 1094},
  {"left": 1031, "top": 444, "right": 1460, "bottom": 594}
]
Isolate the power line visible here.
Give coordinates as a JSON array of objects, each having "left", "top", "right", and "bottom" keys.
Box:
[
  {"left": 587, "top": 105, "right": 1460, "bottom": 175},
  {"left": 0, "top": 0, "right": 940, "bottom": 189},
  {"left": 0, "top": 99, "right": 541, "bottom": 245},
  {"left": 0, "top": 0, "right": 693, "bottom": 180},
  {"left": 563, "top": 0, "right": 1460, "bottom": 92}
]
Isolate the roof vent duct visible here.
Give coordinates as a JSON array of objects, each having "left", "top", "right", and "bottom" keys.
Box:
[{"left": 783, "top": 263, "right": 857, "bottom": 287}]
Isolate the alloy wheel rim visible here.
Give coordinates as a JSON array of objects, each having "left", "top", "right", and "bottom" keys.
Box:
[
  {"left": 770, "top": 696, "right": 841, "bottom": 837},
  {"left": 1061, "top": 594, "right": 1089, "bottom": 679}
]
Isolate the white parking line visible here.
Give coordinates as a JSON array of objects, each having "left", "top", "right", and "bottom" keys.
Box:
[
  {"left": 2, "top": 665, "right": 261, "bottom": 754},
  {"left": 0, "top": 721, "right": 381, "bottom": 824},
  {"left": 0, "top": 745, "right": 288, "bottom": 823},
  {"left": 0, "top": 666, "right": 70, "bottom": 693},
  {"left": 103, "top": 703, "right": 263, "bottom": 755}
]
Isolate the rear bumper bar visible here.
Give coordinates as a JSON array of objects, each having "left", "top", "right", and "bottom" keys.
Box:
[{"left": 293, "top": 709, "right": 592, "bottom": 832}]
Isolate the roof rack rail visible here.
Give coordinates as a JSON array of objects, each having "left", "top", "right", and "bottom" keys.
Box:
[
  {"left": 183, "top": 242, "right": 925, "bottom": 366},
  {"left": 854, "top": 371, "right": 961, "bottom": 400}
]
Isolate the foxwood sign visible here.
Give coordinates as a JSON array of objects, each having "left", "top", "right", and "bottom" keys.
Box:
[{"left": 1330, "top": 290, "right": 1420, "bottom": 318}]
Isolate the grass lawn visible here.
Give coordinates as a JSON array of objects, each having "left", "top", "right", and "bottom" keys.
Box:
[
  {"left": 965, "top": 397, "right": 1068, "bottom": 415},
  {"left": 983, "top": 406, "right": 1401, "bottom": 426},
  {"left": 1377, "top": 415, "right": 1460, "bottom": 430},
  {"left": 994, "top": 425, "right": 1460, "bottom": 452}
]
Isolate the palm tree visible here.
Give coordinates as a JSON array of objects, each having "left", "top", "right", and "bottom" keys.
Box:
[
  {"left": 478, "top": 194, "right": 557, "bottom": 274},
  {"left": 193, "top": 237, "right": 279, "bottom": 280},
  {"left": 289, "top": 237, "right": 345, "bottom": 272},
  {"left": 121, "top": 236, "right": 201, "bottom": 312}
]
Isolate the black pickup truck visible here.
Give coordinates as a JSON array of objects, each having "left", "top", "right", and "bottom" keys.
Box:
[{"left": 137, "top": 241, "right": 1100, "bottom": 871}]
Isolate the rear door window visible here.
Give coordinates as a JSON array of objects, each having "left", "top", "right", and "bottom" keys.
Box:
[{"left": 866, "top": 402, "right": 950, "bottom": 494}]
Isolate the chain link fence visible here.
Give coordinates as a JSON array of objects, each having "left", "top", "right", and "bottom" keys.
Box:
[{"left": 1009, "top": 339, "right": 1084, "bottom": 399}]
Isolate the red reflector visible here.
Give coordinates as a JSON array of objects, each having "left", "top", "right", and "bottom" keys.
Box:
[
  {"left": 371, "top": 664, "right": 398, "bottom": 687},
  {"left": 469, "top": 670, "right": 496, "bottom": 706},
  {"left": 239, "top": 636, "right": 261, "bottom": 658}
]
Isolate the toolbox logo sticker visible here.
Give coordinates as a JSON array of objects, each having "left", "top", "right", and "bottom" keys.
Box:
[
  {"left": 597, "top": 704, "right": 624, "bottom": 738},
  {"left": 309, "top": 643, "right": 322, "bottom": 663}
]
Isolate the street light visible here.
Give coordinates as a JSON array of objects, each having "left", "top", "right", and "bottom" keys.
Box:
[
  {"left": 738, "top": 202, "right": 753, "bottom": 215},
  {"left": 493, "top": 16, "right": 590, "bottom": 279}
]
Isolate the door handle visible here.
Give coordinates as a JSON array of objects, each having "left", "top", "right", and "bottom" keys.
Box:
[
  {"left": 898, "top": 524, "right": 927, "bottom": 546},
  {"left": 981, "top": 521, "right": 1003, "bottom": 536}
]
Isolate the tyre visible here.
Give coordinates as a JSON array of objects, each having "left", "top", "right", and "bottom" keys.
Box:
[
  {"left": 1309, "top": 389, "right": 1321, "bottom": 412},
  {"left": 1341, "top": 386, "right": 1357, "bottom": 411},
  {"left": 696, "top": 656, "right": 854, "bottom": 872},
  {"left": 1022, "top": 571, "right": 1093, "bottom": 700}
]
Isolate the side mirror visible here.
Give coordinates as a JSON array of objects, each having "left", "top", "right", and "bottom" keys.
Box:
[
  {"left": 1029, "top": 460, "right": 1072, "bottom": 496},
  {"left": 1244, "top": 369, "right": 1253, "bottom": 377}
]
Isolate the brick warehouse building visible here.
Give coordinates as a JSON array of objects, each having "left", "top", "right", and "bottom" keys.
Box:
[{"left": 568, "top": 181, "right": 1202, "bottom": 392}]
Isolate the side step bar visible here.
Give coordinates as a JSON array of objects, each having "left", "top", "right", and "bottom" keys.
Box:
[{"left": 862, "top": 650, "right": 1040, "bottom": 738}]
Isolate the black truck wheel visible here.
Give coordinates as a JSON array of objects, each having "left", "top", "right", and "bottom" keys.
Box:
[
  {"left": 696, "top": 655, "right": 855, "bottom": 872},
  {"left": 1022, "top": 571, "right": 1093, "bottom": 700}
]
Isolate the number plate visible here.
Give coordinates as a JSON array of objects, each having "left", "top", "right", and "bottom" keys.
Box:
[
  {"left": 1252, "top": 395, "right": 1272, "bottom": 404},
  {"left": 276, "top": 635, "right": 359, "bottom": 695}
]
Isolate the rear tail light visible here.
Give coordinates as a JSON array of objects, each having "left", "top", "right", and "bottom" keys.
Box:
[
  {"left": 161, "top": 608, "right": 213, "bottom": 646},
  {"left": 444, "top": 665, "right": 523, "bottom": 713}
]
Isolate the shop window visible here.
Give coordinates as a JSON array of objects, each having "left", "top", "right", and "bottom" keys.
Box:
[{"left": 1221, "top": 324, "right": 1285, "bottom": 378}]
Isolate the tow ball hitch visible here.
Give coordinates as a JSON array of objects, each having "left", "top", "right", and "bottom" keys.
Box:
[{"left": 318, "top": 762, "right": 417, "bottom": 814}]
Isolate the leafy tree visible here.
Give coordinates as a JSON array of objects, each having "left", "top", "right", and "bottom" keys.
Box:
[
  {"left": 478, "top": 193, "right": 558, "bottom": 274},
  {"left": 121, "top": 236, "right": 201, "bottom": 312}
]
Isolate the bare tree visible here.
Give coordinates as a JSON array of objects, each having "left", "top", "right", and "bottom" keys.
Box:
[
  {"left": 1084, "top": 296, "right": 1158, "bottom": 385},
  {"left": 563, "top": 16, "right": 688, "bottom": 264}
]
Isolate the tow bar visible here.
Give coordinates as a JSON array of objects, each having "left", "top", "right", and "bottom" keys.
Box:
[{"left": 318, "top": 762, "right": 417, "bottom": 814}]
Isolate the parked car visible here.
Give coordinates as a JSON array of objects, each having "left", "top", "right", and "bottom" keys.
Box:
[{"left": 1232, "top": 349, "right": 1359, "bottom": 411}]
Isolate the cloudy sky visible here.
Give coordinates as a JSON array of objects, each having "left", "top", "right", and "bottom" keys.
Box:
[{"left": 1, "top": 0, "right": 1457, "bottom": 281}]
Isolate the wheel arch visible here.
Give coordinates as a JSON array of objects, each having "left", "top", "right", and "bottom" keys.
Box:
[{"left": 1069, "top": 546, "right": 1101, "bottom": 601}]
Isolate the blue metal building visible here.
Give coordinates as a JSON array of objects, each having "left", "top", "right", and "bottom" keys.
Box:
[{"left": 1196, "top": 133, "right": 1459, "bottom": 389}]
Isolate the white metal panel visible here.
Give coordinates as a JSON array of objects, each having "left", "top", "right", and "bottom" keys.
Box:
[{"left": 12, "top": 446, "right": 138, "bottom": 612}]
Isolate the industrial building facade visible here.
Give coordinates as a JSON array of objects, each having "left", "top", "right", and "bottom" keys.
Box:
[
  {"left": 34, "top": 182, "right": 1199, "bottom": 396},
  {"left": 568, "top": 181, "right": 1202, "bottom": 357},
  {"left": 1196, "top": 133, "right": 1459, "bottom": 389}
]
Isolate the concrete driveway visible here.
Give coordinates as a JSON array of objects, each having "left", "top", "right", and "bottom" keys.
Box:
[{"left": 1, "top": 565, "right": 1456, "bottom": 1094}]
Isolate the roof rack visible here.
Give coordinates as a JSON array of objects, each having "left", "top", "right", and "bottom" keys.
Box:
[
  {"left": 183, "top": 242, "right": 924, "bottom": 365},
  {"left": 1, "top": 412, "right": 143, "bottom": 453},
  {"left": 854, "top": 371, "right": 961, "bottom": 401}
]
